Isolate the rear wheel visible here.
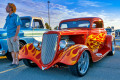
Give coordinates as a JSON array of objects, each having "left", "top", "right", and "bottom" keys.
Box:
[
  {"left": 69, "top": 51, "right": 90, "bottom": 76},
  {"left": 6, "top": 41, "right": 25, "bottom": 61},
  {"left": 108, "top": 38, "right": 115, "bottom": 56},
  {"left": 23, "top": 59, "right": 37, "bottom": 67}
]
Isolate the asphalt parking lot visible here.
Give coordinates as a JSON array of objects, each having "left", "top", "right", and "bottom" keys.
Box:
[{"left": 0, "top": 39, "right": 120, "bottom": 80}]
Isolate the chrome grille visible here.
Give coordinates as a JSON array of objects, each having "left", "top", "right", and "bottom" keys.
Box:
[{"left": 41, "top": 34, "right": 58, "bottom": 64}]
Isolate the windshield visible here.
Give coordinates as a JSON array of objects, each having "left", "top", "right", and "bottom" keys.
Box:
[
  {"left": 21, "top": 18, "right": 31, "bottom": 28},
  {"left": 60, "top": 20, "right": 90, "bottom": 29}
]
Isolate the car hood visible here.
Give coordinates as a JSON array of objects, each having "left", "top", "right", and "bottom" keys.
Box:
[
  {"left": 0, "top": 28, "right": 25, "bottom": 39},
  {"left": 45, "top": 29, "right": 89, "bottom": 36}
]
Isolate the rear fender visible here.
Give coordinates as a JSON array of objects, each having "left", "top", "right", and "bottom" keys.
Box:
[
  {"left": 104, "top": 35, "right": 112, "bottom": 50},
  {"left": 59, "top": 44, "right": 91, "bottom": 65}
]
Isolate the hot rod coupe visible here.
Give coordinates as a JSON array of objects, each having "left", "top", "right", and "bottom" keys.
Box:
[{"left": 19, "top": 17, "right": 115, "bottom": 76}]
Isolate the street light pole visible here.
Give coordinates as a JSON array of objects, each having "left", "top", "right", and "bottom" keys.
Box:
[{"left": 48, "top": 1, "right": 50, "bottom": 27}]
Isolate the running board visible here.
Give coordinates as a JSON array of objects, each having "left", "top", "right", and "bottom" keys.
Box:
[{"left": 96, "top": 46, "right": 111, "bottom": 57}]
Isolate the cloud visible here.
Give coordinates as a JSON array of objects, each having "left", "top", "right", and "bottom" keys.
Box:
[
  {"left": 78, "top": 0, "right": 100, "bottom": 7},
  {"left": 50, "top": 3, "right": 67, "bottom": 10},
  {"left": 0, "top": 0, "right": 120, "bottom": 30}
]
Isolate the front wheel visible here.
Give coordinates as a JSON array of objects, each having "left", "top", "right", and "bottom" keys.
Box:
[
  {"left": 69, "top": 51, "right": 90, "bottom": 77},
  {"left": 23, "top": 59, "right": 37, "bottom": 67}
]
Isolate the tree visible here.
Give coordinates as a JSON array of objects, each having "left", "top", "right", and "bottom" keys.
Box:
[
  {"left": 45, "top": 22, "right": 51, "bottom": 30},
  {"left": 54, "top": 26, "right": 58, "bottom": 30}
]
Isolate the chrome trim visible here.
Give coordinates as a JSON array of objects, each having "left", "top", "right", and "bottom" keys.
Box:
[{"left": 0, "top": 50, "right": 5, "bottom": 55}]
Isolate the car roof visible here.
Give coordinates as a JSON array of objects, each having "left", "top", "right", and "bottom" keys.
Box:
[
  {"left": 20, "top": 16, "right": 44, "bottom": 20},
  {"left": 60, "top": 17, "right": 103, "bottom": 23}
]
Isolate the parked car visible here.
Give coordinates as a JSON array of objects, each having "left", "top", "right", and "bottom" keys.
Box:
[
  {"left": 0, "top": 16, "right": 48, "bottom": 60},
  {"left": 105, "top": 28, "right": 116, "bottom": 45},
  {"left": 115, "top": 29, "right": 120, "bottom": 37},
  {"left": 105, "top": 28, "right": 115, "bottom": 38},
  {"left": 19, "top": 17, "right": 115, "bottom": 76}
]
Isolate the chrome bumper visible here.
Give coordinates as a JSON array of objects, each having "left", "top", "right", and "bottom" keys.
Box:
[{"left": 0, "top": 50, "right": 5, "bottom": 55}]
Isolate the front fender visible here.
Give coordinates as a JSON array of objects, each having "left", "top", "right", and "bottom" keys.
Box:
[
  {"left": 59, "top": 44, "right": 90, "bottom": 65},
  {"left": 19, "top": 43, "right": 42, "bottom": 68},
  {"left": 0, "top": 39, "right": 8, "bottom": 54}
]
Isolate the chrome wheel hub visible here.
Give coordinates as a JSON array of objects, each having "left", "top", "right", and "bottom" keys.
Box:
[{"left": 78, "top": 51, "right": 89, "bottom": 74}]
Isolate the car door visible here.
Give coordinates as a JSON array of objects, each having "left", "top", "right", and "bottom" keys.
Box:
[{"left": 87, "top": 20, "right": 106, "bottom": 53}]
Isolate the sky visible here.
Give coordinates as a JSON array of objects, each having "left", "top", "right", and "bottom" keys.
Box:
[{"left": 0, "top": 0, "right": 120, "bottom": 29}]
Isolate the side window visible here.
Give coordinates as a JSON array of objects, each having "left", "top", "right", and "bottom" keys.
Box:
[
  {"left": 92, "top": 23, "right": 96, "bottom": 28},
  {"left": 92, "top": 21, "right": 103, "bottom": 28},
  {"left": 33, "top": 19, "right": 44, "bottom": 29},
  {"left": 34, "top": 21, "right": 40, "bottom": 28}
]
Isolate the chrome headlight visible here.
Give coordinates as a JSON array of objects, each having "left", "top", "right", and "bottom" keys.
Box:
[
  {"left": 33, "top": 40, "right": 41, "bottom": 50},
  {"left": 60, "top": 39, "right": 75, "bottom": 50},
  {"left": 60, "top": 40, "right": 67, "bottom": 49}
]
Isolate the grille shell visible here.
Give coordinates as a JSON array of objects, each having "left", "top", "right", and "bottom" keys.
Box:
[{"left": 41, "top": 34, "right": 58, "bottom": 65}]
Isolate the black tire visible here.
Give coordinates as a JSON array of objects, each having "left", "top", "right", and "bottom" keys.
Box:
[
  {"left": 5, "top": 51, "right": 12, "bottom": 61},
  {"left": 19, "top": 41, "right": 25, "bottom": 49},
  {"left": 23, "top": 59, "right": 37, "bottom": 67},
  {"left": 108, "top": 38, "right": 115, "bottom": 56},
  {"left": 69, "top": 51, "right": 90, "bottom": 77},
  {"left": 6, "top": 41, "right": 25, "bottom": 61}
]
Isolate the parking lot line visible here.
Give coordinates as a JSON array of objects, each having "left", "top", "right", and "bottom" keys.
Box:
[
  {"left": 0, "top": 56, "right": 6, "bottom": 59},
  {"left": 0, "top": 65, "right": 25, "bottom": 74}
]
